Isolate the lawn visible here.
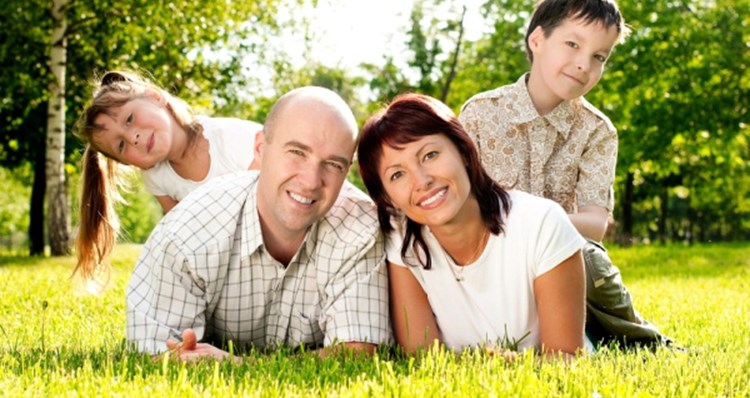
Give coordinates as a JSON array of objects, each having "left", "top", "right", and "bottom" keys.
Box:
[{"left": 0, "top": 243, "right": 748, "bottom": 397}]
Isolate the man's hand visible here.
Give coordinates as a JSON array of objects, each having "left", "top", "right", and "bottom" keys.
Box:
[{"left": 166, "top": 328, "right": 239, "bottom": 363}]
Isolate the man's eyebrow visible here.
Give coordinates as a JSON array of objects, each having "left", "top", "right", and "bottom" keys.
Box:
[{"left": 284, "top": 140, "right": 350, "bottom": 165}]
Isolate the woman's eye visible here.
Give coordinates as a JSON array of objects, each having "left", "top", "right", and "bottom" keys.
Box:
[
  {"left": 423, "top": 151, "right": 439, "bottom": 161},
  {"left": 389, "top": 171, "right": 403, "bottom": 181}
]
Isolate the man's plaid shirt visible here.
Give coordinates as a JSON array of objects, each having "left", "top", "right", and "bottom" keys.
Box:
[{"left": 126, "top": 171, "right": 391, "bottom": 353}]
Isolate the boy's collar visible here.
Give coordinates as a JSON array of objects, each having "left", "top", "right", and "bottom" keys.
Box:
[{"left": 512, "top": 73, "right": 574, "bottom": 138}]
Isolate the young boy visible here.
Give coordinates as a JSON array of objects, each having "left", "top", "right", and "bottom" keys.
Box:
[{"left": 459, "top": 0, "right": 673, "bottom": 349}]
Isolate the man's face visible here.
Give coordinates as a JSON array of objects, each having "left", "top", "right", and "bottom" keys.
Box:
[{"left": 255, "top": 99, "right": 356, "bottom": 240}]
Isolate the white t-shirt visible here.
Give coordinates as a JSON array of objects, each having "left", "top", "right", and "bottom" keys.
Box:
[
  {"left": 141, "top": 116, "right": 261, "bottom": 201},
  {"left": 386, "top": 190, "right": 585, "bottom": 352}
]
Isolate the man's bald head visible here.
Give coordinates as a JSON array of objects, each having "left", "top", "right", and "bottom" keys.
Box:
[{"left": 263, "top": 86, "right": 358, "bottom": 144}]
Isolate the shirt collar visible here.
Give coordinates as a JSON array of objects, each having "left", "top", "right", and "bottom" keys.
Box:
[
  {"left": 242, "top": 181, "right": 264, "bottom": 258},
  {"left": 242, "top": 181, "right": 319, "bottom": 262},
  {"left": 509, "top": 73, "right": 575, "bottom": 139}
]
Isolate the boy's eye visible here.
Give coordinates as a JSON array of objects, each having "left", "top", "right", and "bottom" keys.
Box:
[
  {"left": 594, "top": 54, "right": 607, "bottom": 63},
  {"left": 565, "top": 41, "right": 579, "bottom": 49},
  {"left": 126, "top": 113, "right": 133, "bottom": 125}
]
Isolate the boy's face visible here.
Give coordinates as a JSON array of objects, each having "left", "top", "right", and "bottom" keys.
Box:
[{"left": 528, "top": 17, "right": 620, "bottom": 104}]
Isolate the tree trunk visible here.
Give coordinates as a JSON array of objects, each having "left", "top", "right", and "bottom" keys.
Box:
[
  {"left": 46, "top": 0, "right": 70, "bottom": 256},
  {"left": 439, "top": 4, "right": 466, "bottom": 103},
  {"left": 29, "top": 149, "right": 47, "bottom": 256}
]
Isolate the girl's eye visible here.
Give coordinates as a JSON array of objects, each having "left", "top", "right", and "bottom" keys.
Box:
[
  {"left": 118, "top": 140, "right": 125, "bottom": 153},
  {"left": 126, "top": 113, "right": 133, "bottom": 125},
  {"left": 594, "top": 54, "right": 607, "bottom": 63}
]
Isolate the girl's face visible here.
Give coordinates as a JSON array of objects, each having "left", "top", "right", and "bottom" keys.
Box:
[
  {"left": 91, "top": 94, "right": 179, "bottom": 169},
  {"left": 378, "top": 133, "right": 473, "bottom": 229}
]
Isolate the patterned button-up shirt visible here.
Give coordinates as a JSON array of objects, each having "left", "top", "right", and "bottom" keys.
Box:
[
  {"left": 459, "top": 74, "right": 617, "bottom": 213},
  {"left": 126, "top": 171, "right": 391, "bottom": 354}
]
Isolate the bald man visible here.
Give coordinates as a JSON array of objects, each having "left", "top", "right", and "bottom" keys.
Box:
[{"left": 126, "top": 87, "right": 391, "bottom": 360}]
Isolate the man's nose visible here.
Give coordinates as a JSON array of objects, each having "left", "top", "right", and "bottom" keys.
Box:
[{"left": 298, "top": 164, "right": 323, "bottom": 189}]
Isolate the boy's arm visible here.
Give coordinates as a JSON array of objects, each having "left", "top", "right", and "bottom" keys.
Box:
[
  {"left": 576, "top": 114, "right": 618, "bottom": 241},
  {"left": 568, "top": 205, "right": 609, "bottom": 242}
]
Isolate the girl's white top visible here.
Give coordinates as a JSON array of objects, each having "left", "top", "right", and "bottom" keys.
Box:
[
  {"left": 387, "top": 190, "right": 585, "bottom": 352},
  {"left": 141, "top": 116, "right": 261, "bottom": 201}
]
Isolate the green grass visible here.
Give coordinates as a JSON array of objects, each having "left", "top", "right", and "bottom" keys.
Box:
[{"left": 1, "top": 243, "right": 749, "bottom": 397}]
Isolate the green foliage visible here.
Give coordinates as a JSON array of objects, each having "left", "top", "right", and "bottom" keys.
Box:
[
  {"left": 0, "top": 165, "right": 32, "bottom": 250},
  {"left": 588, "top": 0, "right": 750, "bottom": 241},
  {"left": 116, "top": 173, "right": 162, "bottom": 244},
  {"left": 0, "top": 244, "right": 748, "bottom": 396}
]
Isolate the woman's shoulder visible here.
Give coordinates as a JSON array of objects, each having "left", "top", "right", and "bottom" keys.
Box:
[{"left": 505, "top": 190, "right": 567, "bottom": 223}]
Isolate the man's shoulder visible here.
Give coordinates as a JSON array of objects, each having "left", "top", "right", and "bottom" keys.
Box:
[
  {"left": 158, "top": 171, "right": 258, "bottom": 240},
  {"left": 320, "top": 181, "right": 379, "bottom": 240},
  {"left": 579, "top": 97, "right": 616, "bottom": 132}
]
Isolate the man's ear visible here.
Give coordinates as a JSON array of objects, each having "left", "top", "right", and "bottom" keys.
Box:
[
  {"left": 254, "top": 130, "right": 265, "bottom": 163},
  {"left": 528, "top": 26, "right": 546, "bottom": 53}
]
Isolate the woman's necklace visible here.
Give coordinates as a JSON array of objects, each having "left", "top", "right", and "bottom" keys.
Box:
[{"left": 440, "top": 228, "right": 489, "bottom": 282}]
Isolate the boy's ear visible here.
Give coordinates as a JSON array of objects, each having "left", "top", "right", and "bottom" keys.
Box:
[{"left": 528, "top": 26, "right": 545, "bottom": 53}]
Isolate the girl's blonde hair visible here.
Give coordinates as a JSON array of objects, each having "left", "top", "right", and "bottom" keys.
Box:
[{"left": 74, "top": 70, "right": 202, "bottom": 282}]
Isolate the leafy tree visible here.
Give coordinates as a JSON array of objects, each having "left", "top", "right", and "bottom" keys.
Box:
[
  {"left": 589, "top": 0, "right": 750, "bottom": 242},
  {"left": 0, "top": 0, "right": 290, "bottom": 254}
]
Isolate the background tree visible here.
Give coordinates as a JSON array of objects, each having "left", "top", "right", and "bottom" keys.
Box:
[
  {"left": 589, "top": 0, "right": 750, "bottom": 243},
  {"left": 0, "top": 0, "right": 289, "bottom": 255}
]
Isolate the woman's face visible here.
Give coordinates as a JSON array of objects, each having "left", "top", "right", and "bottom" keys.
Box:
[{"left": 378, "top": 133, "right": 473, "bottom": 228}]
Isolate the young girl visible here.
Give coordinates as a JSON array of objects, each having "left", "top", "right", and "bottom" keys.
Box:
[
  {"left": 358, "top": 93, "right": 586, "bottom": 360},
  {"left": 75, "top": 70, "right": 261, "bottom": 281}
]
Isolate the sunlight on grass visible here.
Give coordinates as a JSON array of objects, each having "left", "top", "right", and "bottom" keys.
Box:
[{"left": 1, "top": 243, "right": 749, "bottom": 396}]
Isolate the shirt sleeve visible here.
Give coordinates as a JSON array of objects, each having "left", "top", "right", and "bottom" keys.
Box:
[
  {"left": 317, "top": 207, "right": 392, "bottom": 346},
  {"left": 140, "top": 166, "right": 168, "bottom": 197},
  {"left": 458, "top": 99, "right": 484, "bottom": 153},
  {"left": 576, "top": 119, "right": 617, "bottom": 212},
  {"left": 532, "top": 200, "right": 587, "bottom": 278},
  {"left": 212, "top": 118, "right": 261, "bottom": 171},
  {"left": 125, "top": 228, "right": 210, "bottom": 354}
]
